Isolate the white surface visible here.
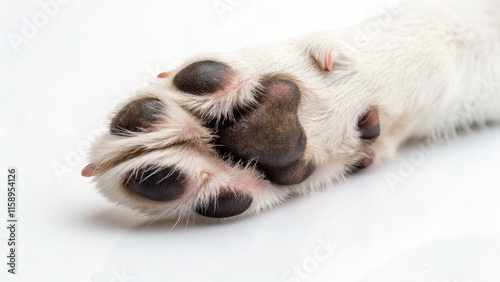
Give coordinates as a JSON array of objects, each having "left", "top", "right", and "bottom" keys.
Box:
[{"left": 1, "top": 0, "right": 499, "bottom": 281}]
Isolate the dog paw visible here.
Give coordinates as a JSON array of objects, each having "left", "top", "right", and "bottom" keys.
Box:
[
  {"left": 169, "top": 60, "right": 317, "bottom": 185},
  {"left": 83, "top": 61, "right": 320, "bottom": 220},
  {"left": 84, "top": 46, "right": 381, "bottom": 220}
]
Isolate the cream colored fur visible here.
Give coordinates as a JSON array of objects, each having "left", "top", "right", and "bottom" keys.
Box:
[{"left": 87, "top": 0, "right": 500, "bottom": 221}]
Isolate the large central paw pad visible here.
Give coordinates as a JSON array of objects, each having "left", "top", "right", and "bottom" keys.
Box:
[{"left": 214, "top": 78, "right": 315, "bottom": 185}]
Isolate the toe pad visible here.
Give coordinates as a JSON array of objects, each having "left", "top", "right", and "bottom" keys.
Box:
[
  {"left": 125, "top": 166, "right": 186, "bottom": 202},
  {"left": 195, "top": 191, "right": 252, "bottom": 218}
]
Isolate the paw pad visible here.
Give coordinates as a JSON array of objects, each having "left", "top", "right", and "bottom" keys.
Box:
[
  {"left": 125, "top": 166, "right": 187, "bottom": 202},
  {"left": 110, "top": 98, "right": 165, "bottom": 136},
  {"left": 173, "top": 60, "right": 233, "bottom": 95},
  {"left": 215, "top": 78, "right": 315, "bottom": 185},
  {"left": 358, "top": 107, "right": 380, "bottom": 142},
  {"left": 195, "top": 191, "right": 253, "bottom": 218}
]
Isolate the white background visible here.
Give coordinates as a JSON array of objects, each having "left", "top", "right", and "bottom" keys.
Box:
[{"left": 1, "top": 0, "right": 499, "bottom": 281}]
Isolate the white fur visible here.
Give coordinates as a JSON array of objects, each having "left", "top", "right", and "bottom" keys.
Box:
[{"left": 87, "top": 0, "right": 500, "bottom": 221}]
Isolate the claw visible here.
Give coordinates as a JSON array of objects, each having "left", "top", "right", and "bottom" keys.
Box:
[
  {"left": 157, "top": 72, "right": 171, "bottom": 78},
  {"left": 316, "top": 51, "right": 333, "bottom": 71},
  {"left": 81, "top": 164, "right": 96, "bottom": 177},
  {"left": 324, "top": 51, "right": 333, "bottom": 71}
]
